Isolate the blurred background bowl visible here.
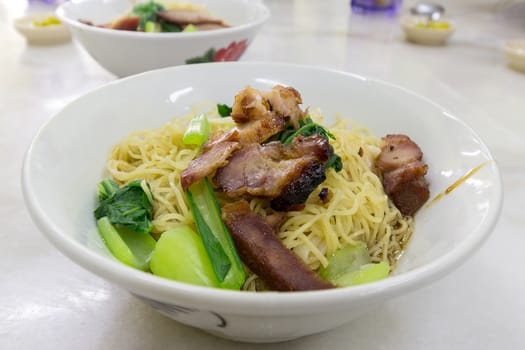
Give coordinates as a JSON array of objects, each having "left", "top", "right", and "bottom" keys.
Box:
[
  {"left": 22, "top": 62, "right": 502, "bottom": 343},
  {"left": 56, "top": 0, "right": 270, "bottom": 77}
]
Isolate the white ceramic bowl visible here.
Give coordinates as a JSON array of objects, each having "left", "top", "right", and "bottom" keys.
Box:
[
  {"left": 400, "top": 15, "right": 455, "bottom": 46},
  {"left": 14, "top": 12, "right": 71, "bottom": 46},
  {"left": 22, "top": 62, "right": 502, "bottom": 343},
  {"left": 56, "top": 0, "right": 270, "bottom": 77},
  {"left": 504, "top": 39, "right": 525, "bottom": 73}
]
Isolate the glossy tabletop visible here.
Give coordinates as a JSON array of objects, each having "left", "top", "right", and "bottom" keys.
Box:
[{"left": 1, "top": 0, "right": 524, "bottom": 349}]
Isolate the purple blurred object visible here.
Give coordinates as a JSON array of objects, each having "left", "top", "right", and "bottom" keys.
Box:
[
  {"left": 351, "top": 0, "right": 402, "bottom": 14},
  {"left": 29, "top": 0, "right": 65, "bottom": 4}
]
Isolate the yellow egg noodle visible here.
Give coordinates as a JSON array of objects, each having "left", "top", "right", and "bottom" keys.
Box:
[{"left": 106, "top": 104, "right": 414, "bottom": 291}]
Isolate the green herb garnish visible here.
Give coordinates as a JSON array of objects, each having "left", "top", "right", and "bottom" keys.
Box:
[
  {"left": 217, "top": 103, "right": 233, "bottom": 117},
  {"left": 278, "top": 116, "right": 343, "bottom": 172}
]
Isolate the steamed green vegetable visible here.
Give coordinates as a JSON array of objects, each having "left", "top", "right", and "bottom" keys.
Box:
[
  {"left": 160, "top": 21, "right": 182, "bottom": 32},
  {"left": 319, "top": 242, "right": 370, "bottom": 281},
  {"left": 131, "top": 0, "right": 165, "bottom": 31},
  {"left": 96, "top": 217, "right": 156, "bottom": 271},
  {"left": 183, "top": 114, "right": 211, "bottom": 147},
  {"left": 94, "top": 179, "right": 154, "bottom": 234},
  {"left": 186, "top": 178, "right": 245, "bottom": 289},
  {"left": 319, "top": 242, "right": 389, "bottom": 287},
  {"left": 97, "top": 178, "right": 119, "bottom": 201},
  {"left": 131, "top": 1, "right": 187, "bottom": 32},
  {"left": 333, "top": 261, "right": 390, "bottom": 286},
  {"left": 183, "top": 24, "right": 198, "bottom": 32},
  {"left": 94, "top": 179, "right": 156, "bottom": 270},
  {"left": 150, "top": 226, "right": 220, "bottom": 287},
  {"left": 144, "top": 20, "right": 161, "bottom": 32}
]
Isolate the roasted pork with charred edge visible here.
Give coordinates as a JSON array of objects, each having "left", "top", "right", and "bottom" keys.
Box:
[
  {"left": 182, "top": 85, "right": 316, "bottom": 196},
  {"left": 214, "top": 135, "right": 332, "bottom": 211}
]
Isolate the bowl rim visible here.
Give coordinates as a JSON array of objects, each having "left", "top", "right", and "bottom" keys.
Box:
[
  {"left": 21, "top": 62, "right": 503, "bottom": 314},
  {"left": 56, "top": 0, "right": 271, "bottom": 40}
]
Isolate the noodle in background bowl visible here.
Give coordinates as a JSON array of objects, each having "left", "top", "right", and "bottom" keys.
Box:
[{"left": 22, "top": 62, "right": 503, "bottom": 343}]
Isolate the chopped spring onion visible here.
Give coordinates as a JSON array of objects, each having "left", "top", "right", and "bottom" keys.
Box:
[{"left": 182, "top": 114, "right": 210, "bottom": 147}]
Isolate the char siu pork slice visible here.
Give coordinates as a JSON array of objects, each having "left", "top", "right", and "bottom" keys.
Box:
[
  {"left": 181, "top": 141, "right": 240, "bottom": 190},
  {"left": 181, "top": 85, "right": 313, "bottom": 192},
  {"left": 110, "top": 16, "right": 140, "bottom": 31},
  {"left": 156, "top": 9, "right": 228, "bottom": 27},
  {"left": 377, "top": 134, "right": 429, "bottom": 216},
  {"left": 221, "top": 200, "right": 335, "bottom": 291}
]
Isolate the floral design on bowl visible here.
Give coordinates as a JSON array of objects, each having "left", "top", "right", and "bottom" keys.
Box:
[{"left": 186, "top": 39, "right": 248, "bottom": 64}]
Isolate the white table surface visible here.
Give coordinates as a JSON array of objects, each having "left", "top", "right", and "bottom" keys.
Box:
[{"left": 1, "top": 0, "right": 524, "bottom": 348}]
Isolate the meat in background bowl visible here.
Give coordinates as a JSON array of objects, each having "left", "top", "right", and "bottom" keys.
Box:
[
  {"left": 56, "top": 0, "right": 270, "bottom": 77},
  {"left": 22, "top": 62, "right": 502, "bottom": 343}
]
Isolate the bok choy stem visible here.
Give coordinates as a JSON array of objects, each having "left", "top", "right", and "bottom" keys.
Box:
[
  {"left": 96, "top": 217, "right": 156, "bottom": 271},
  {"left": 186, "top": 178, "right": 245, "bottom": 290}
]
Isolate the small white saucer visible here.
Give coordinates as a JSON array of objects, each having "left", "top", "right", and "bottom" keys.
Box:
[
  {"left": 504, "top": 40, "right": 525, "bottom": 73},
  {"left": 14, "top": 13, "right": 71, "bottom": 46},
  {"left": 400, "top": 15, "right": 455, "bottom": 46}
]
